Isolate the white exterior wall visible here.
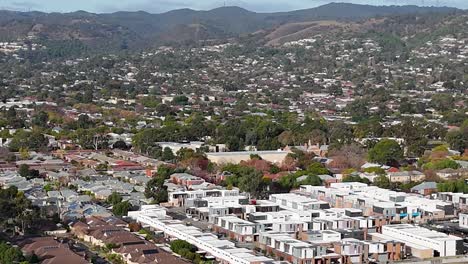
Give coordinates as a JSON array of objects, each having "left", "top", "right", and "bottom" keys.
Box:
[
  {"left": 207, "top": 151, "right": 289, "bottom": 164},
  {"left": 169, "top": 189, "right": 240, "bottom": 203},
  {"left": 216, "top": 216, "right": 255, "bottom": 236},
  {"left": 300, "top": 184, "right": 452, "bottom": 221},
  {"left": 382, "top": 225, "right": 461, "bottom": 257},
  {"left": 322, "top": 232, "right": 342, "bottom": 242},
  {"left": 204, "top": 196, "right": 244, "bottom": 207},
  {"left": 127, "top": 205, "right": 166, "bottom": 219},
  {"left": 272, "top": 222, "right": 307, "bottom": 232},
  {"left": 137, "top": 215, "right": 259, "bottom": 264},
  {"left": 240, "top": 225, "right": 254, "bottom": 235},
  {"left": 460, "top": 214, "right": 468, "bottom": 229},
  {"left": 367, "top": 243, "right": 385, "bottom": 253},
  {"left": 301, "top": 248, "right": 315, "bottom": 259}
]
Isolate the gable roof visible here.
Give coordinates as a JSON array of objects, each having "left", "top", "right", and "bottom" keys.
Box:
[{"left": 411, "top": 182, "right": 437, "bottom": 191}]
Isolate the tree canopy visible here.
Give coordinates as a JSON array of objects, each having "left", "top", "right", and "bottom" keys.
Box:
[{"left": 368, "top": 139, "right": 403, "bottom": 165}]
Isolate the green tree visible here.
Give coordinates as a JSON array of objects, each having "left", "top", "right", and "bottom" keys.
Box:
[
  {"left": 354, "top": 119, "right": 383, "bottom": 139},
  {"left": 423, "top": 159, "right": 461, "bottom": 170},
  {"left": 18, "top": 164, "right": 30, "bottom": 178},
  {"left": 144, "top": 168, "right": 170, "bottom": 204},
  {"left": 32, "top": 111, "right": 49, "bottom": 127},
  {"left": 169, "top": 239, "right": 207, "bottom": 263},
  {"left": 152, "top": 188, "right": 168, "bottom": 204},
  {"left": 329, "top": 121, "right": 354, "bottom": 148},
  {"left": 161, "top": 147, "right": 175, "bottom": 161},
  {"left": 170, "top": 240, "right": 195, "bottom": 253},
  {"left": 28, "top": 253, "right": 40, "bottom": 263},
  {"left": 19, "top": 147, "right": 30, "bottom": 160},
  {"left": 43, "top": 184, "right": 53, "bottom": 192},
  {"left": 363, "top": 167, "right": 386, "bottom": 175},
  {"left": 112, "top": 140, "right": 128, "bottom": 150},
  {"left": 368, "top": 139, "right": 403, "bottom": 165},
  {"left": 5, "top": 107, "right": 24, "bottom": 128},
  {"left": 296, "top": 175, "right": 322, "bottom": 187},
  {"left": 446, "top": 122, "right": 468, "bottom": 153},
  {"left": 76, "top": 114, "right": 94, "bottom": 129},
  {"left": 237, "top": 168, "right": 265, "bottom": 198},
  {"left": 306, "top": 162, "right": 329, "bottom": 175},
  {"left": 107, "top": 192, "right": 123, "bottom": 205},
  {"left": 343, "top": 175, "right": 371, "bottom": 184},
  {"left": 373, "top": 175, "right": 391, "bottom": 189},
  {"left": 106, "top": 253, "right": 125, "bottom": 264},
  {"left": 172, "top": 95, "right": 189, "bottom": 105},
  {"left": 0, "top": 242, "right": 26, "bottom": 264},
  {"left": 431, "top": 94, "right": 454, "bottom": 111},
  {"left": 156, "top": 165, "right": 175, "bottom": 180},
  {"left": 82, "top": 90, "right": 94, "bottom": 103},
  {"left": 9, "top": 130, "right": 48, "bottom": 152},
  {"left": 346, "top": 98, "right": 370, "bottom": 122},
  {"left": 112, "top": 201, "right": 131, "bottom": 217},
  {"left": 397, "top": 119, "right": 428, "bottom": 157}
]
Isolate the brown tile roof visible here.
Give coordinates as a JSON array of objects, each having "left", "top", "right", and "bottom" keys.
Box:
[
  {"left": 21, "top": 237, "right": 88, "bottom": 264},
  {"left": 71, "top": 221, "right": 89, "bottom": 235},
  {"left": 41, "top": 253, "right": 89, "bottom": 264},
  {"left": 86, "top": 216, "right": 108, "bottom": 227},
  {"left": 71, "top": 218, "right": 188, "bottom": 264},
  {"left": 105, "top": 233, "right": 141, "bottom": 244},
  {"left": 120, "top": 244, "right": 190, "bottom": 264},
  {"left": 22, "top": 237, "right": 58, "bottom": 254}
]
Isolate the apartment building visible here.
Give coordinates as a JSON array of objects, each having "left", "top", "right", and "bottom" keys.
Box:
[
  {"left": 168, "top": 188, "right": 241, "bottom": 206},
  {"left": 459, "top": 213, "right": 468, "bottom": 229},
  {"left": 256, "top": 232, "right": 338, "bottom": 264},
  {"left": 131, "top": 210, "right": 273, "bottom": 264},
  {"left": 370, "top": 224, "right": 463, "bottom": 258},
  {"left": 300, "top": 183, "right": 454, "bottom": 222},
  {"left": 270, "top": 193, "right": 330, "bottom": 211},
  {"left": 333, "top": 238, "right": 405, "bottom": 264},
  {"left": 212, "top": 215, "right": 259, "bottom": 242},
  {"left": 436, "top": 192, "right": 468, "bottom": 210}
]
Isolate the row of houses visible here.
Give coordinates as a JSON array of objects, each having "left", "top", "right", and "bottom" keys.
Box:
[
  {"left": 298, "top": 183, "right": 457, "bottom": 222},
  {"left": 71, "top": 215, "right": 188, "bottom": 264},
  {"left": 21, "top": 237, "right": 89, "bottom": 264},
  {"left": 130, "top": 205, "right": 275, "bottom": 264}
]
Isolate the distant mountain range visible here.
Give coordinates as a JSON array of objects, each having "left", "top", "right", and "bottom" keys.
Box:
[{"left": 0, "top": 3, "right": 462, "bottom": 52}]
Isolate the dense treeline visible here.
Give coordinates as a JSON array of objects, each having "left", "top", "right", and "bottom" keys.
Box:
[
  {"left": 0, "top": 242, "right": 28, "bottom": 264},
  {"left": 132, "top": 112, "right": 466, "bottom": 160},
  {"left": 0, "top": 186, "right": 40, "bottom": 235},
  {"left": 437, "top": 179, "right": 468, "bottom": 193}
]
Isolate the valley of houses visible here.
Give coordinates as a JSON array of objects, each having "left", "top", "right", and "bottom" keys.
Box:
[
  {"left": 0, "top": 22, "right": 466, "bottom": 264},
  {"left": 1, "top": 144, "right": 468, "bottom": 264}
]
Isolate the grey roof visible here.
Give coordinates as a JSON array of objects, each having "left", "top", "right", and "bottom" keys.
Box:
[
  {"left": 389, "top": 170, "right": 424, "bottom": 176},
  {"left": 455, "top": 160, "right": 468, "bottom": 169},
  {"left": 411, "top": 182, "right": 437, "bottom": 191},
  {"left": 48, "top": 171, "right": 70, "bottom": 178},
  {"left": 318, "top": 174, "right": 334, "bottom": 180},
  {"left": 171, "top": 172, "right": 199, "bottom": 180},
  {"left": 47, "top": 191, "right": 63, "bottom": 198},
  {"left": 296, "top": 175, "right": 308, "bottom": 182}
]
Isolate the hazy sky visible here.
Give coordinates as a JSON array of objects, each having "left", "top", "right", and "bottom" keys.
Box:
[{"left": 0, "top": 0, "right": 467, "bottom": 13}]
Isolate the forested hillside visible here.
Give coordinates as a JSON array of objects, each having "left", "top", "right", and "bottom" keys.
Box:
[{"left": 0, "top": 3, "right": 462, "bottom": 55}]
